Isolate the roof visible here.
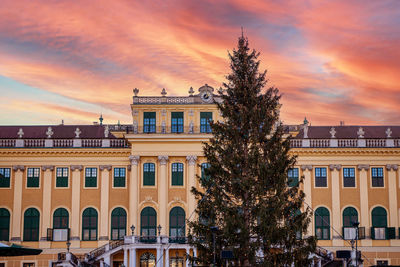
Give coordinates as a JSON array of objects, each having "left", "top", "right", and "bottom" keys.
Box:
[
  {"left": 294, "top": 126, "right": 400, "bottom": 139},
  {"left": 0, "top": 125, "right": 117, "bottom": 139}
]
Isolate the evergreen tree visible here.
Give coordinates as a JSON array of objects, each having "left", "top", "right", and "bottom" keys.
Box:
[{"left": 188, "top": 35, "right": 316, "bottom": 266}]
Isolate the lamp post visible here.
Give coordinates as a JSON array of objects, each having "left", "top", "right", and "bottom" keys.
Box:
[
  {"left": 353, "top": 221, "right": 360, "bottom": 267},
  {"left": 130, "top": 225, "right": 135, "bottom": 236},
  {"left": 66, "top": 240, "right": 71, "bottom": 253},
  {"left": 210, "top": 226, "right": 219, "bottom": 267},
  {"left": 158, "top": 224, "right": 162, "bottom": 236}
]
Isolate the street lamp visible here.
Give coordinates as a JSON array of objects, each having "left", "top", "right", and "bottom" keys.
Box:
[
  {"left": 353, "top": 221, "right": 360, "bottom": 267},
  {"left": 158, "top": 224, "right": 162, "bottom": 236},
  {"left": 210, "top": 226, "right": 219, "bottom": 266},
  {"left": 66, "top": 240, "right": 71, "bottom": 253},
  {"left": 130, "top": 225, "right": 135, "bottom": 235}
]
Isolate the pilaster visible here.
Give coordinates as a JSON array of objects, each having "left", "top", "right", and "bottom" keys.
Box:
[
  {"left": 186, "top": 155, "right": 197, "bottom": 221},
  {"left": 11, "top": 165, "right": 24, "bottom": 243},
  {"left": 129, "top": 156, "right": 140, "bottom": 231},
  {"left": 40, "top": 165, "right": 54, "bottom": 248},
  {"left": 329, "top": 164, "right": 342, "bottom": 246},
  {"left": 387, "top": 164, "right": 399, "bottom": 246},
  {"left": 99, "top": 165, "right": 112, "bottom": 244},
  {"left": 358, "top": 164, "right": 372, "bottom": 246},
  {"left": 301, "top": 165, "right": 313, "bottom": 237},
  {"left": 158, "top": 155, "right": 169, "bottom": 235},
  {"left": 70, "top": 165, "right": 83, "bottom": 247}
]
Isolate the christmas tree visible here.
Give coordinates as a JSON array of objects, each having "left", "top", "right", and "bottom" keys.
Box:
[{"left": 188, "top": 34, "right": 316, "bottom": 266}]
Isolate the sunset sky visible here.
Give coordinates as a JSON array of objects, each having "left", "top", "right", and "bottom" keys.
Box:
[{"left": 0, "top": 0, "right": 399, "bottom": 125}]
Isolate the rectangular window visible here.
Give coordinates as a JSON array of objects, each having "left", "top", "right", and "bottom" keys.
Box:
[
  {"left": 171, "top": 112, "right": 184, "bottom": 133},
  {"left": 0, "top": 168, "right": 11, "bottom": 188},
  {"left": 315, "top": 168, "right": 327, "bottom": 187},
  {"left": 288, "top": 168, "right": 299, "bottom": 187},
  {"left": 376, "top": 260, "right": 389, "bottom": 266},
  {"left": 172, "top": 163, "right": 184, "bottom": 186},
  {"left": 143, "top": 163, "right": 155, "bottom": 186},
  {"left": 56, "top": 167, "right": 68, "bottom": 188},
  {"left": 27, "top": 168, "right": 40, "bottom": 188},
  {"left": 85, "top": 168, "right": 97, "bottom": 188},
  {"left": 143, "top": 112, "right": 156, "bottom": 133},
  {"left": 23, "top": 263, "right": 35, "bottom": 267},
  {"left": 201, "top": 163, "right": 211, "bottom": 182},
  {"left": 113, "top": 168, "right": 126, "bottom": 188},
  {"left": 372, "top": 167, "right": 384, "bottom": 187},
  {"left": 343, "top": 168, "right": 355, "bottom": 187},
  {"left": 200, "top": 112, "right": 212, "bottom": 133}
]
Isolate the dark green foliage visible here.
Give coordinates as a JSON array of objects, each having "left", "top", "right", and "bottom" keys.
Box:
[{"left": 188, "top": 35, "right": 316, "bottom": 266}]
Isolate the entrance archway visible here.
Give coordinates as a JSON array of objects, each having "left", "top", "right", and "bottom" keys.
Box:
[{"left": 140, "top": 252, "right": 156, "bottom": 267}]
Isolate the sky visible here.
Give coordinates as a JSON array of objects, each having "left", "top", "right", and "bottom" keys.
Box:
[{"left": 0, "top": 0, "right": 399, "bottom": 126}]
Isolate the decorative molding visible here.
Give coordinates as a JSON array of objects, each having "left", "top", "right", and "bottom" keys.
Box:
[
  {"left": 99, "top": 165, "right": 112, "bottom": 171},
  {"left": 104, "top": 125, "right": 109, "bottom": 138},
  {"left": 158, "top": 155, "right": 169, "bottom": 165},
  {"left": 173, "top": 196, "right": 181, "bottom": 202},
  {"left": 301, "top": 165, "right": 313, "bottom": 171},
  {"left": 46, "top": 127, "right": 54, "bottom": 138},
  {"left": 386, "top": 128, "right": 392, "bottom": 138},
  {"left": 186, "top": 155, "right": 197, "bottom": 166},
  {"left": 129, "top": 155, "right": 140, "bottom": 165},
  {"left": 357, "top": 127, "right": 365, "bottom": 138},
  {"left": 161, "top": 109, "right": 167, "bottom": 116},
  {"left": 70, "top": 165, "right": 83, "bottom": 171},
  {"left": 329, "top": 164, "right": 342, "bottom": 171},
  {"left": 303, "top": 125, "right": 308, "bottom": 139},
  {"left": 12, "top": 165, "right": 25, "bottom": 171},
  {"left": 386, "top": 164, "right": 398, "bottom": 171},
  {"left": 145, "top": 196, "right": 153, "bottom": 202},
  {"left": 99, "top": 236, "right": 109, "bottom": 241},
  {"left": 17, "top": 128, "right": 24, "bottom": 138},
  {"left": 0, "top": 149, "right": 130, "bottom": 157},
  {"left": 132, "top": 109, "right": 139, "bottom": 116},
  {"left": 329, "top": 127, "right": 336, "bottom": 138},
  {"left": 127, "top": 165, "right": 132, "bottom": 171},
  {"left": 10, "top": 237, "right": 21, "bottom": 242},
  {"left": 70, "top": 236, "right": 80, "bottom": 241},
  {"left": 74, "top": 128, "right": 81, "bottom": 138},
  {"left": 357, "top": 164, "right": 370, "bottom": 171},
  {"left": 41, "top": 165, "right": 54, "bottom": 171}
]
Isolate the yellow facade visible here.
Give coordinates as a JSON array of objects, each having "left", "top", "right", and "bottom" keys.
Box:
[{"left": 0, "top": 85, "right": 399, "bottom": 266}]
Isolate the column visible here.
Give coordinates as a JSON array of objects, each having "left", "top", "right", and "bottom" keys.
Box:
[
  {"left": 387, "top": 164, "right": 399, "bottom": 245},
  {"left": 158, "top": 156, "right": 169, "bottom": 235},
  {"left": 40, "top": 165, "right": 54, "bottom": 248},
  {"left": 123, "top": 248, "right": 128, "bottom": 267},
  {"left": 165, "top": 248, "right": 169, "bottom": 267},
  {"left": 99, "top": 165, "right": 111, "bottom": 244},
  {"left": 185, "top": 247, "right": 190, "bottom": 267},
  {"left": 186, "top": 156, "right": 197, "bottom": 219},
  {"left": 130, "top": 248, "right": 136, "bottom": 267},
  {"left": 301, "top": 165, "right": 313, "bottom": 237},
  {"left": 70, "top": 165, "right": 83, "bottom": 247},
  {"left": 156, "top": 247, "right": 163, "bottom": 267},
  {"left": 330, "top": 164, "right": 342, "bottom": 246},
  {"left": 358, "top": 164, "right": 371, "bottom": 246},
  {"left": 104, "top": 255, "right": 111, "bottom": 266},
  {"left": 129, "top": 156, "right": 140, "bottom": 231},
  {"left": 11, "top": 165, "right": 24, "bottom": 243}
]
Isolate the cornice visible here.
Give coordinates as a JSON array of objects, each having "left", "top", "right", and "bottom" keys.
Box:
[
  {"left": 0, "top": 148, "right": 130, "bottom": 157},
  {"left": 290, "top": 148, "right": 400, "bottom": 156}
]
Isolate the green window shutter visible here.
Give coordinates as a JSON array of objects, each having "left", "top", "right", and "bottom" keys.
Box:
[
  {"left": 85, "top": 168, "right": 97, "bottom": 187},
  {"left": 143, "top": 164, "right": 155, "bottom": 186},
  {"left": 144, "top": 112, "right": 156, "bottom": 133},
  {"left": 172, "top": 163, "right": 183, "bottom": 186},
  {"left": 171, "top": 112, "right": 184, "bottom": 133},
  {"left": 200, "top": 112, "right": 212, "bottom": 133},
  {"left": 23, "top": 208, "right": 40, "bottom": 241},
  {"left": 0, "top": 168, "right": 10, "bottom": 188},
  {"left": 0, "top": 208, "right": 10, "bottom": 241},
  {"left": 113, "top": 168, "right": 126, "bottom": 187},
  {"left": 56, "top": 168, "right": 68, "bottom": 187},
  {"left": 371, "top": 227, "right": 375, "bottom": 240},
  {"left": 386, "top": 227, "right": 396, "bottom": 239},
  {"left": 372, "top": 207, "right": 387, "bottom": 227},
  {"left": 287, "top": 168, "right": 299, "bottom": 187},
  {"left": 82, "top": 208, "right": 98, "bottom": 241}
]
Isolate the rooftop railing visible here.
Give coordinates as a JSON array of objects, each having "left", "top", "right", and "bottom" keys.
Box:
[{"left": 0, "top": 138, "right": 129, "bottom": 148}]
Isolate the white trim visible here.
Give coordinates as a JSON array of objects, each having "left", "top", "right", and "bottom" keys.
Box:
[
  {"left": 83, "top": 167, "right": 99, "bottom": 189},
  {"left": 25, "top": 167, "right": 41, "bottom": 189},
  {"left": 112, "top": 166, "right": 128, "bottom": 189},
  {"left": 54, "top": 166, "right": 70, "bottom": 189}
]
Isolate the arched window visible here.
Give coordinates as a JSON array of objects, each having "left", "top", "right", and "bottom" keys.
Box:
[
  {"left": 140, "top": 207, "right": 156, "bottom": 242},
  {"left": 82, "top": 208, "right": 97, "bottom": 241},
  {"left": 201, "top": 163, "right": 211, "bottom": 182},
  {"left": 140, "top": 252, "right": 155, "bottom": 267},
  {"left": 342, "top": 207, "right": 358, "bottom": 240},
  {"left": 24, "top": 208, "right": 40, "bottom": 241},
  {"left": 371, "top": 207, "right": 387, "bottom": 240},
  {"left": 169, "top": 207, "right": 185, "bottom": 243},
  {"left": 53, "top": 208, "right": 69, "bottom": 229},
  {"left": 0, "top": 208, "right": 10, "bottom": 241},
  {"left": 111, "top": 208, "right": 126, "bottom": 240},
  {"left": 315, "top": 207, "right": 330, "bottom": 240}
]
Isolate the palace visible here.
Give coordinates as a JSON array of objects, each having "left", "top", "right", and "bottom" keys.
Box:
[{"left": 0, "top": 85, "right": 399, "bottom": 267}]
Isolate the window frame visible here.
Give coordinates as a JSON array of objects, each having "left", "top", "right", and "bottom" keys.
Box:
[
  {"left": 0, "top": 208, "right": 10, "bottom": 241},
  {"left": 26, "top": 168, "right": 40, "bottom": 188},
  {"left": 371, "top": 167, "right": 384, "bottom": 188},
  {"left": 140, "top": 207, "right": 157, "bottom": 242},
  {"left": 53, "top": 208, "right": 69, "bottom": 229},
  {"left": 200, "top": 112, "right": 212, "bottom": 133},
  {"left": 314, "top": 167, "right": 327, "bottom": 188},
  {"left": 314, "top": 207, "right": 330, "bottom": 240},
  {"left": 84, "top": 168, "right": 98, "bottom": 188},
  {"left": 82, "top": 208, "right": 98, "bottom": 241},
  {"left": 342, "top": 207, "right": 358, "bottom": 240},
  {"left": 171, "top": 163, "right": 184, "bottom": 186},
  {"left": 143, "top": 163, "right": 156, "bottom": 186},
  {"left": 113, "top": 168, "right": 126, "bottom": 188},
  {"left": 342, "top": 167, "right": 356, "bottom": 188},
  {"left": 169, "top": 207, "right": 185, "bottom": 243},
  {"left": 56, "top": 167, "right": 69, "bottom": 188},
  {"left": 201, "top": 163, "right": 211, "bottom": 183},
  {"left": 0, "top": 168, "right": 11, "bottom": 188},
  {"left": 288, "top": 168, "right": 299, "bottom": 187},
  {"left": 171, "top": 112, "right": 184, "bottom": 133},
  {"left": 23, "top": 208, "right": 40, "bottom": 242},
  {"left": 111, "top": 207, "right": 127, "bottom": 240},
  {"left": 143, "top": 112, "right": 156, "bottom": 133}
]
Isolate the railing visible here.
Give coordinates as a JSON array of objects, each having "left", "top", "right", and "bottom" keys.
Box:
[
  {"left": 290, "top": 138, "right": 400, "bottom": 148},
  {"left": 54, "top": 139, "right": 73, "bottom": 147},
  {"left": 109, "top": 239, "right": 124, "bottom": 250},
  {"left": 133, "top": 96, "right": 195, "bottom": 105},
  {"left": 139, "top": 235, "right": 158, "bottom": 243},
  {"left": 169, "top": 236, "right": 187, "bottom": 244},
  {"left": 290, "top": 139, "right": 302, "bottom": 148},
  {"left": 0, "top": 139, "right": 15, "bottom": 147},
  {"left": 87, "top": 243, "right": 107, "bottom": 260},
  {"left": 110, "top": 139, "right": 128, "bottom": 147},
  {"left": 338, "top": 139, "right": 357, "bottom": 147},
  {"left": 24, "top": 139, "right": 45, "bottom": 147},
  {"left": 366, "top": 139, "right": 386, "bottom": 147},
  {"left": 0, "top": 138, "right": 129, "bottom": 148},
  {"left": 131, "top": 126, "right": 211, "bottom": 134},
  {"left": 82, "top": 139, "right": 102, "bottom": 147},
  {"left": 310, "top": 139, "right": 329, "bottom": 147}
]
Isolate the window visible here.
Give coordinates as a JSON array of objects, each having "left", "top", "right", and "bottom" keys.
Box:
[
  {"left": 342, "top": 207, "right": 358, "bottom": 239},
  {"left": 372, "top": 167, "right": 384, "bottom": 187},
  {"left": 143, "top": 112, "right": 156, "bottom": 133},
  {"left": 23, "top": 208, "right": 40, "bottom": 241},
  {"left": 315, "top": 207, "right": 330, "bottom": 240},
  {"left": 140, "top": 207, "right": 157, "bottom": 242},
  {"left": 27, "top": 168, "right": 40, "bottom": 188},
  {"left": 113, "top": 168, "right": 126, "bottom": 188},
  {"left": 140, "top": 252, "right": 156, "bottom": 266},
  {"left": 171, "top": 112, "right": 184, "bottom": 133},
  {"left": 343, "top": 168, "right": 355, "bottom": 187},
  {"left": 288, "top": 168, "right": 299, "bottom": 187},
  {"left": 172, "top": 163, "right": 184, "bottom": 186},
  {"left": 23, "top": 263, "right": 35, "bottom": 267},
  {"left": 0, "top": 208, "right": 10, "bottom": 241},
  {"left": 201, "top": 163, "right": 211, "bottom": 182},
  {"left": 371, "top": 207, "right": 387, "bottom": 240},
  {"left": 169, "top": 207, "right": 185, "bottom": 243},
  {"left": 315, "top": 168, "right": 327, "bottom": 187},
  {"left": 52, "top": 208, "right": 69, "bottom": 241},
  {"left": 200, "top": 112, "right": 212, "bottom": 133},
  {"left": 56, "top": 167, "right": 68, "bottom": 188},
  {"left": 82, "top": 208, "right": 97, "bottom": 241},
  {"left": 111, "top": 208, "right": 126, "bottom": 240},
  {"left": 0, "top": 168, "right": 10, "bottom": 188},
  {"left": 376, "top": 260, "right": 389, "bottom": 266},
  {"left": 85, "top": 168, "right": 97, "bottom": 188},
  {"left": 143, "top": 163, "right": 155, "bottom": 186}
]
